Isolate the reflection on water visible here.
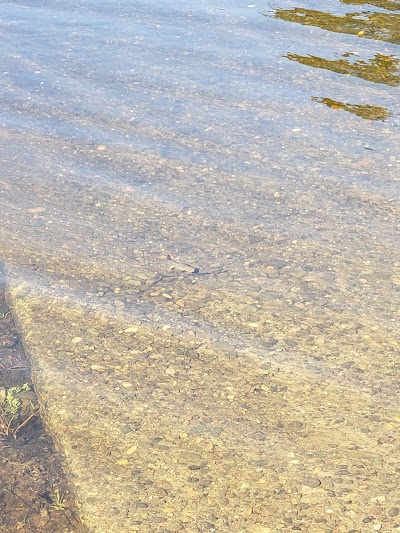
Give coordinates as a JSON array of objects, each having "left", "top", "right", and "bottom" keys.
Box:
[
  {"left": 311, "top": 96, "right": 392, "bottom": 120},
  {"left": 341, "top": 0, "right": 400, "bottom": 11},
  {"left": 265, "top": 0, "right": 400, "bottom": 120},
  {"left": 286, "top": 52, "right": 400, "bottom": 86},
  {"left": 272, "top": 6, "right": 400, "bottom": 44}
]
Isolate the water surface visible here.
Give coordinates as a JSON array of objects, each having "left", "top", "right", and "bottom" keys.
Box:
[{"left": 0, "top": 0, "right": 399, "bottom": 531}]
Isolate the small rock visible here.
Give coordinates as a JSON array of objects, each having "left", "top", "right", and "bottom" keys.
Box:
[
  {"left": 126, "top": 446, "right": 138, "bottom": 455},
  {"left": 336, "top": 469, "right": 351, "bottom": 476},
  {"left": 116, "top": 459, "right": 130, "bottom": 466},
  {"left": 91, "top": 364, "right": 105, "bottom": 371},
  {"left": 303, "top": 477, "right": 321, "bottom": 488},
  {"left": 28, "top": 207, "right": 46, "bottom": 214},
  {"left": 297, "top": 503, "right": 310, "bottom": 510},
  {"left": 149, "top": 516, "right": 167, "bottom": 523},
  {"left": 178, "top": 451, "right": 203, "bottom": 464},
  {"left": 248, "top": 235, "right": 263, "bottom": 244},
  {"left": 212, "top": 341, "right": 235, "bottom": 352},
  {"left": 124, "top": 326, "right": 139, "bottom": 333},
  {"left": 135, "top": 501, "right": 148, "bottom": 508}
]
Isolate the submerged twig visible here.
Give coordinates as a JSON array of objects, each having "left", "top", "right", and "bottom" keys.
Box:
[{"left": 12, "top": 411, "right": 39, "bottom": 439}]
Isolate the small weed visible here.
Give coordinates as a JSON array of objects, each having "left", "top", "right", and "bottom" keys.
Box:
[
  {"left": 49, "top": 490, "right": 66, "bottom": 511},
  {"left": 0, "top": 383, "right": 38, "bottom": 439},
  {"left": 5, "top": 384, "right": 30, "bottom": 417}
]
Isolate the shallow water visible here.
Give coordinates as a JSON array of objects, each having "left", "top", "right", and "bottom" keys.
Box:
[{"left": 0, "top": 0, "right": 399, "bottom": 531}]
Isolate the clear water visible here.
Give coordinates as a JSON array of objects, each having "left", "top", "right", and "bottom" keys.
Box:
[{"left": 0, "top": 0, "right": 399, "bottom": 531}]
